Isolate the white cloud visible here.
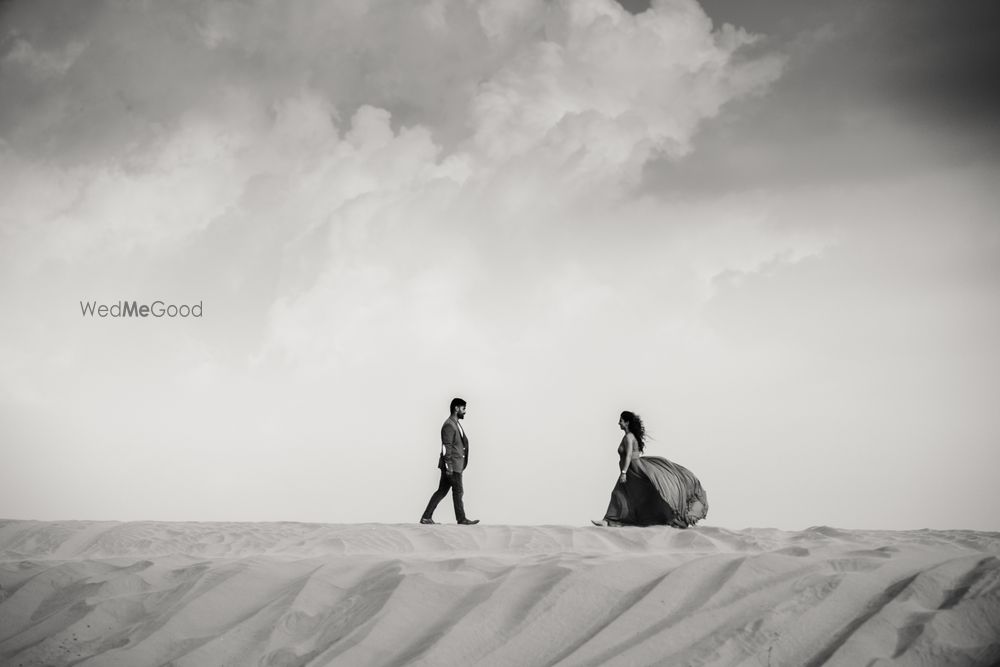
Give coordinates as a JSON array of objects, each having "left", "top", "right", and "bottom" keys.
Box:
[{"left": 3, "top": 37, "right": 87, "bottom": 79}]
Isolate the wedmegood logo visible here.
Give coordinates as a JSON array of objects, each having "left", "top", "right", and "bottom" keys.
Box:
[{"left": 79, "top": 301, "right": 204, "bottom": 318}]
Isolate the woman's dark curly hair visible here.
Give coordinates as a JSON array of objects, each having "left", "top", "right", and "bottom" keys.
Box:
[{"left": 620, "top": 411, "right": 646, "bottom": 452}]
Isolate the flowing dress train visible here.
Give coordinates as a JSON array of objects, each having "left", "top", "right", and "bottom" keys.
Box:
[{"left": 603, "top": 454, "right": 708, "bottom": 528}]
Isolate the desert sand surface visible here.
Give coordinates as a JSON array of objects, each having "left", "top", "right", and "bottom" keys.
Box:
[{"left": 1, "top": 521, "right": 998, "bottom": 667}]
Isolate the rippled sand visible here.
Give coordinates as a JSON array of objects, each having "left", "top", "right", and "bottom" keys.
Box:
[{"left": 1, "top": 521, "right": 998, "bottom": 666}]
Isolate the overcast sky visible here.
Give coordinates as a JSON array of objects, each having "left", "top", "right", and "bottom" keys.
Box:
[{"left": 2, "top": 0, "right": 998, "bottom": 530}]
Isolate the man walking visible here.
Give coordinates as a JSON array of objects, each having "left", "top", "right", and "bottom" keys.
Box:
[{"left": 421, "top": 397, "right": 479, "bottom": 525}]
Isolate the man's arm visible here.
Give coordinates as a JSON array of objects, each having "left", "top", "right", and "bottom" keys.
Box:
[{"left": 442, "top": 421, "right": 460, "bottom": 473}]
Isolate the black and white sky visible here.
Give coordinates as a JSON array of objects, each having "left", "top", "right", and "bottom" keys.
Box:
[{"left": 2, "top": 0, "right": 998, "bottom": 529}]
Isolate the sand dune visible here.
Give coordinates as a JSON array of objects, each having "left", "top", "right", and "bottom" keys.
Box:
[{"left": 1, "top": 521, "right": 998, "bottom": 666}]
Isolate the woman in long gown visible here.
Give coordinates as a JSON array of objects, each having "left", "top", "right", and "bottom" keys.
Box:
[{"left": 592, "top": 411, "right": 708, "bottom": 528}]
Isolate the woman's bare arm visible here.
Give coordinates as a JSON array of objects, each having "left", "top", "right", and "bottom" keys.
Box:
[{"left": 620, "top": 434, "right": 634, "bottom": 481}]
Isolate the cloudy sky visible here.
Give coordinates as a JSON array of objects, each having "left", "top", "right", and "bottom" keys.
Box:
[{"left": 2, "top": 0, "right": 998, "bottom": 530}]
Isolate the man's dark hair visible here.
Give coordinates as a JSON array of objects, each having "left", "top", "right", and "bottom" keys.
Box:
[{"left": 450, "top": 397, "right": 467, "bottom": 413}]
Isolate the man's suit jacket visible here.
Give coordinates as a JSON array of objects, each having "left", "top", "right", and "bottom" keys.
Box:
[{"left": 438, "top": 416, "right": 469, "bottom": 473}]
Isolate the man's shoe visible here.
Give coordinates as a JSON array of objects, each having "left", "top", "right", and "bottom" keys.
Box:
[
  {"left": 420, "top": 517, "right": 436, "bottom": 525},
  {"left": 591, "top": 519, "right": 608, "bottom": 527},
  {"left": 457, "top": 519, "right": 480, "bottom": 525}
]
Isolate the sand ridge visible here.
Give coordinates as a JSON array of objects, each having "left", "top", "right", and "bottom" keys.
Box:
[{"left": 1, "top": 521, "right": 998, "bottom": 666}]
